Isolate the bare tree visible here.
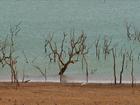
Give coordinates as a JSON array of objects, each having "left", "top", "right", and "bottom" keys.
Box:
[
  {"left": 22, "top": 50, "right": 31, "bottom": 83},
  {"left": 95, "top": 37, "right": 100, "bottom": 60},
  {"left": 82, "top": 54, "right": 89, "bottom": 83},
  {"left": 119, "top": 53, "right": 125, "bottom": 84},
  {"left": 112, "top": 48, "right": 117, "bottom": 85},
  {"left": 131, "top": 56, "right": 134, "bottom": 87},
  {"left": 126, "top": 23, "right": 140, "bottom": 42},
  {"left": 0, "top": 23, "right": 21, "bottom": 86},
  {"left": 45, "top": 32, "right": 89, "bottom": 82},
  {"left": 126, "top": 23, "right": 132, "bottom": 40},
  {"left": 32, "top": 65, "right": 47, "bottom": 82},
  {"left": 118, "top": 47, "right": 123, "bottom": 57},
  {"left": 126, "top": 48, "right": 133, "bottom": 61},
  {"left": 103, "top": 36, "right": 112, "bottom": 60}
]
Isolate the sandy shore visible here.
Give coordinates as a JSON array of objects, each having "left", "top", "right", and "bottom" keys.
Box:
[{"left": 0, "top": 82, "right": 139, "bottom": 105}]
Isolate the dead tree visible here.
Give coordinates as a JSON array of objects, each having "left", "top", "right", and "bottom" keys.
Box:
[
  {"left": 103, "top": 36, "right": 112, "bottom": 60},
  {"left": 95, "top": 37, "right": 100, "bottom": 60},
  {"left": 45, "top": 32, "right": 89, "bottom": 82},
  {"left": 22, "top": 50, "right": 30, "bottom": 83},
  {"left": 0, "top": 23, "right": 21, "bottom": 86},
  {"left": 126, "top": 23, "right": 132, "bottom": 40},
  {"left": 119, "top": 53, "right": 125, "bottom": 84},
  {"left": 126, "top": 23, "right": 140, "bottom": 42},
  {"left": 131, "top": 56, "right": 134, "bottom": 87},
  {"left": 82, "top": 54, "right": 89, "bottom": 83},
  {"left": 32, "top": 65, "right": 47, "bottom": 82},
  {"left": 112, "top": 48, "right": 117, "bottom": 85},
  {"left": 119, "top": 47, "right": 125, "bottom": 57},
  {"left": 126, "top": 48, "right": 133, "bottom": 61}
]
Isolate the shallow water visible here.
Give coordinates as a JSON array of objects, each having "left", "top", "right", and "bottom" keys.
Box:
[{"left": 0, "top": 0, "right": 140, "bottom": 83}]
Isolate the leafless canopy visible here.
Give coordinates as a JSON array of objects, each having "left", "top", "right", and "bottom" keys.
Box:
[
  {"left": 103, "top": 36, "right": 112, "bottom": 60},
  {"left": 0, "top": 23, "right": 21, "bottom": 85},
  {"left": 45, "top": 32, "right": 89, "bottom": 76},
  {"left": 126, "top": 23, "right": 140, "bottom": 42}
]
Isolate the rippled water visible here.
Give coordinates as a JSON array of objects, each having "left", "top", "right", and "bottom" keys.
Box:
[{"left": 0, "top": 0, "right": 140, "bottom": 83}]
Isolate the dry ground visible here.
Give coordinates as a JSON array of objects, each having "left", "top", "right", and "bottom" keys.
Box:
[{"left": 0, "top": 82, "right": 139, "bottom": 105}]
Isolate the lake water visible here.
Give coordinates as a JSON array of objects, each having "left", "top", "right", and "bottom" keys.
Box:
[{"left": 0, "top": 0, "right": 140, "bottom": 83}]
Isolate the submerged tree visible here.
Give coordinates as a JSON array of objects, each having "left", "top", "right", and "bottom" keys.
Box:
[
  {"left": 103, "top": 36, "right": 112, "bottom": 60},
  {"left": 131, "top": 56, "right": 134, "bottom": 87},
  {"left": 32, "top": 64, "right": 47, "bottom": 82},
  {"left": 126, "top": 23, "right": 140, "bottom": 42},
  {"left": 45, "top": 32, "right": 89, "bottom": 82},
  {"left": 119, "top": 53, "right": 125, "bottom": 84},
  {"left": 95, "top": 37, "right": 100, "bottom": 60},
  {"left": 112, "top": 48, "right": 117, "bottom": 85},
  {"left": 0, "top": 23, "right": 21, "bottom": 86}
]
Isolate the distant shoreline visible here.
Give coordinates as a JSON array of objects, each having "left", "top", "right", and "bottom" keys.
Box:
[
  {"left": 0, "top": 73, "right": 138, "bottom": 83},
  {"left": 0, "top": 81, "right": 139, "bottom": 88},
  {"left": 0, "top": 80, "right": 139, "bottom": 84}
]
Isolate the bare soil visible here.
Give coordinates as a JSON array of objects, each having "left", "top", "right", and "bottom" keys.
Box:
[{"left": 0, "top": 82, "right": 139, "bottom": 105}]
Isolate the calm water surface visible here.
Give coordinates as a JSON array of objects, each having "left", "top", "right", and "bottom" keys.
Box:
[{"left": 0, "top": 0, "right": 140, "bottom": 83}]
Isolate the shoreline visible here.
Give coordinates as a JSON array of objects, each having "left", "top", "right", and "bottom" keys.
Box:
[
  {"left": 0, "top": 81, "right": 139, "bottom": 87},
  {"left": 0, "top": 73, "right": 138, "bottom": 84},
  {"left": 0, "top": 79, "right": 138, "bottom": 84}
]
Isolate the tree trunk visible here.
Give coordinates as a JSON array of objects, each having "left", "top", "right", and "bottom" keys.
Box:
[
  {"left": 86, "top": 68, "right": 88, "bottom": 83},
  {"left": 112, "top": 48, "right": 117, "bottom": 85},
  {"left": 59, "top": 67, "right": 67, "bottom": 75},
  {"left": 10, "top": 65, "right": 19, "bottom": 86},
  {"left": 59, "top": 61, "right": 74, "bottom": 75},
  {"left": 59, "top": 66, "right": 67, "bottom": 83},
  {"left": 120, "top": 54, "right": 125, "bottom": 84},
  {"left": 131, "top": 57, "right": 134, "bottom": 87}
]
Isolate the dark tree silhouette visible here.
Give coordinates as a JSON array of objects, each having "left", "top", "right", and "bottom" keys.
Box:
[
  {"left": 45, "top": 32, "right": 89, "bottom": 82},
  {"left": 103, "top": 36, "right": 112, "bottom": 60},
  {"left": 112, "top": 48, "right": 117, "bottom": 85},
  {"left": 119, "top": 53, "right": 125, "bottom": 84},
  {"left": 95, "top": 37, "right": 100, "bottom": 60}
]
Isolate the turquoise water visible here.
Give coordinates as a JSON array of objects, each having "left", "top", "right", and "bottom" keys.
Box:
[{"left": 0, "top": 0, "right": 140, "bottom": 83}]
